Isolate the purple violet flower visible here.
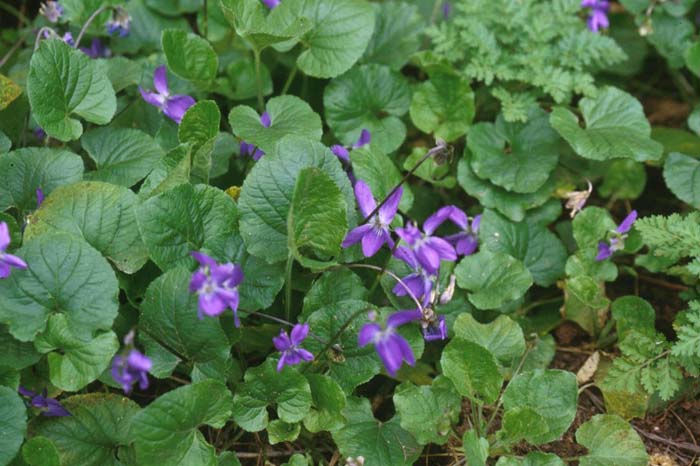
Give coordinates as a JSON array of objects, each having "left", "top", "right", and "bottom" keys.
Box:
[
  {"left": 395, "top": 209, "right": 457, "bottom": 273},
  {"left": 596, "top": 210, "right": 637, "bottom": 261},
  {"left": 358, "top": 310, "right": 421, "bottom": 376},
  {"left": 423, "top": 315, "right": 447, "bottom": 341},
  {"left": 393, "top": 246, "right": 435, "bottom": 306},
  {"left": 139, "top": 66, "right": 196, "bottom": 124},
  {"left": 581, "top": 0, "right": 610, "bottom": 32},
  {"left": 0, "top": 222, "right": 27, "bottom": 279},
  {"left": 189, "top": 252, "right": 244, "bottom": 326},
  {"left": 437, "top": 206, "right": 481, "bottom": 256},
  {"left": 261, "top": 0, "right": 281, "bottom": 9},
  {"left": 39, "top": 1, "right": 63, "bottom": 23},
  {"left": 111, "top": 349, "right": 152, "bottom": 394},
  {"left": 442, "top": 2, "right": 452, "bottom": 20},
  {"left": 240, "top": 141, "right": 265, "bottom": 161},
  {"left": 18, "top": 387, "right": 70, "bottom": 417},
  {"left": 36, "top": 188, "right": 45, "bottom": 208},
  {"left": 34, "top": 127, "right": 47, "bottom": 141},
  {"left": 260, "top": 111, "right": 272, "bottom": 128},
  {"left": 106, "top": 6, "right": 131, "bottom": 37},
  {"left": 341, "top": 181, "right": 403, "bottom": 257},
  {"left": 273, "top": 323, "right": 314, "bottom": 371},
  {"left": 80, "top": 38, "right": 111, "bottom": 59},
  {"left": 331, "top": 129, "right": 371, "bottom": 164}
]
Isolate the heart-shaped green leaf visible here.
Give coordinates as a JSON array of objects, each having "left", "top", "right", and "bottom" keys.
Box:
[
  {"left": 0, "top": 232, "right": 119, "bottom": 342},
  {"left": 238, "top": 136, "right": 354, "bottom": 264},
  {"left": 0, "top": 148, "right": 83, "bottom": 213},
  {"left": 576, "top": 414, "right": 648, "bottom": 466},
  {"left": 162, "top": 29, "right": 218, "bottom": 82},
  {"left": 229, "top": 95, "right": 322, "bottom": 153},
  {"left": 232, "top": 359, "right": 312, "bottom": 431},
  {"left": 469, "top": 109, "right": 559, "bottom": 193},
  {"left": 325, "top": 64, "right": 411, "bottom": 153},
  {"left": 34, "top": 314, "right": 118, "bottom": 391},
  {"left": 131, "top": 380, "right": 233, "bottom": 466},
  {"left": 272, "top": 0, "right": 375, "bottom": 78},
  {"left": 332, "top": 397, "right": 421, "bottom": 466},
  {"left": 26, "top": 181, "right": 148, "bottom": 274},
  {"left": 454, "top": 250, "right": 533, "bottom": 310},
  {"left": 502, "top": 369, "right": 578, "bottom": 444},
  {"left": 27, "top": 40, "right": 116, "bottom": 141},
  {"left": 550, "top": 87, "right": 663, "bottom": 162},
  {"left": 82, "top": 127, "right": 165, "bottom": 188},
  {"left": 136, "top": 184, "right": 239, "bottom": 271},
  {"left": 34, "top": 393, "right": 140, "bottom": 466}
]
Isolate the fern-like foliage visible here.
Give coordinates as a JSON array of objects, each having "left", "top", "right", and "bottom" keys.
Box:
[
  {"left": 427, "top": 0, "right": 626, "bottom": 121},
  {"left": 635, "top": 212, "right": 700, "bottom": 262}
]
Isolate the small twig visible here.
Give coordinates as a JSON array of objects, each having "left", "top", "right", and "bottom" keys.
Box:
[
  {"left": 670, "top": 409, "right": 699, "bottom": 464},
  {"left": 0, "top": 33, "right": 27, "bottom": 69},
  {"left": 637, "top": 274, "right": 689, "bottom": 292},
  {"left": 634, "top": 427, "right": 700, "bottom": 455}
]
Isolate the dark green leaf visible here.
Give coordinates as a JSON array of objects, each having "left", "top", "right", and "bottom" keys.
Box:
[
  {"left": 272, "top": 0, "right": 375, "bottom": 78},
  {"left": 361, "top": 2, "right": 424, "bottom": 70}
]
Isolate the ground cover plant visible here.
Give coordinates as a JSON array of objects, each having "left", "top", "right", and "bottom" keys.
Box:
[{"left": 0, "top": 0, "right": 699, "bottom": 464}]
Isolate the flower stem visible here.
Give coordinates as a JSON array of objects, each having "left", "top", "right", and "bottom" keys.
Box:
[
  {"left": 281, "top": 65, "right": 298, "bottom": 95},
  {"left": 0, "top": 1, "right": 28, "bottom": 24},
  {"left": 202, "top": 0, "right": 209, "bottom": 38},
  {"left": 285, "top": 252, "right": 294, "bottom": 323},
  {"left": 74, "top": 5, "right": 110, "bottom": 49},
  {"left": 253, "top": 48, "right": 265, "bottom": 113},
  {"left": 362, "top": 140, "right": 447, "bottom": 223}
]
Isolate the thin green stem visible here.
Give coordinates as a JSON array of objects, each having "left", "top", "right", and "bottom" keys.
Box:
[
  {"left": 0, "top": 33, "right": 27, "bottom": 69},
  {"left": 253, "top": 48, "right": 265, "bottom": 113},
  {"left": 367, "top": 242, "right": 399, "bottom": 297},
  {"left": 74, "top": 5, "right": 110, "bottom": 49},
  {"left": 202, "top": 0, "right": 209, "bottom": 38},
  {"left": 484, "top": 342, "right": 535, "bottom": 434},
  {"left": 285, "top": 252, "right": 294, "bottom": 323},
  {"left": 0, "top": 1, "right": 28, "bottom": 24},
  {"left": 281, "top": 65, "right": 298, "bottom": 95},
  {"left": 518, "top": 295, "right": 563, "bottom": 315}
]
